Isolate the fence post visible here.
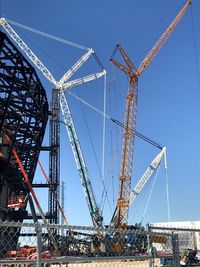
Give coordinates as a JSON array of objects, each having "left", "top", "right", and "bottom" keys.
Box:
[
  {"left": 147, "top": 224, "right": 153, "bottom": 267},
  {"left": 172, "top": 233, "right": 180, "bottom": 267},
  {"left": 0, "top": 230, "right": 3, "bottom": 259},
  {"left": 36, "top": 225, "right": 42, "bottom": 267}
]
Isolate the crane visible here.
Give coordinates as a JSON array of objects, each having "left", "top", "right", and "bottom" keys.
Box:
[
  {"left": 110, "top": 0, "right": 192, "bottom": 228},
  {"left": 0, "top": 18, "right": 106, "bottom": 227},
  {"left": 109, "top": 147, "right": 166, "bottom": 229},
  {"left": 128, "top": 147, "right": 166, "bottom": 209}
]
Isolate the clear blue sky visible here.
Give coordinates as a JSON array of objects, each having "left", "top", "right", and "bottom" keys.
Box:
[{"left": 2, "top": 0, "right": 200, "bottom": 226}]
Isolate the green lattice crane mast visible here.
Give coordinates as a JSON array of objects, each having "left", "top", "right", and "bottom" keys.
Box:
[{"left": 110, "top": 0, "right": 192, "bottom": 228}]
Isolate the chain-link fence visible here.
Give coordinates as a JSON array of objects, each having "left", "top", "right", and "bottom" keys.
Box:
[
  {"left": 149, "top": 223, "right": 200, "bottom": 267},
  {"left": 1, "top": 220, "right": 200, "bottom": 267}
]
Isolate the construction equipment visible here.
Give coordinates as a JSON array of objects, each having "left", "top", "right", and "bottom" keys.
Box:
[
  {"left": 129, "top": 147, "right": 166, "bottom": 209},
  {"left": 110, "top": 0, "right": 191, "bottom": 229},
  {"left": 105, "top": 148, "right": 166, "bottom": 255},
  {"left": 6, "top": 246, "right": 52, "bottom": 261},
  {"left": 180, "top": 249, "right": 200, "bottom": 266},
  {"left": 110, "top": 147, "right": 166, "bottom": 226},
  {"left": 57, "top": 53, "right": 106, "bottom": 228},
  {"left": 59, "top": 88, "right": 103, "bottom": 227},
  {"left": 0, "top": 18, "right": 106, "bottom": 227},
  {"left": 111, "top": 118, "right": 163, "bottom": 150}
]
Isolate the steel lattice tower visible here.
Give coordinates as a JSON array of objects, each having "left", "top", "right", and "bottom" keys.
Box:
[{"left": 48, "top": 89, "right": 60, "bottom": 225}]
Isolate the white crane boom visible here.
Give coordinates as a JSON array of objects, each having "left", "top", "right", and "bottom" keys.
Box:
[
  {"left": 129, "top": 147, "right": 166, "bottom": 208},
  {"left": 109, "top": 147, "right": 166, "bottom": 229},
  {"left": 62, "top": 70, "right": 106, "bottom": 90},
  {"left": 0, "top": 18, "right": 57, "bottom": 86},
  {"left": 58, "top": 49, "right": 94, "bottom": 87},
  {"left": 0, "top": 18, "right": 106, "bottom": 227}
]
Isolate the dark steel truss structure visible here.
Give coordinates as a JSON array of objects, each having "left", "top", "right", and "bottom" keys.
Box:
[
  {"left": 0, "top": 29, "right": 49, "bottom": 219},
  {"left": 49, "top": 88, "right": 60, "bottom": 225},
  {"left": 0, "top": 30, "right": 48, "bottom": 254}
]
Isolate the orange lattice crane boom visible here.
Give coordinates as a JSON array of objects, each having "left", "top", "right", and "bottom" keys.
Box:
[
  {"left": 137, "top": 0, "right": 192, "bottom": 75},
  {"left": 110, "top": 0, "right": 192, "bottom": 228},
  {"left": 110, "top": 46, "right": 138, "bottom": 228}
]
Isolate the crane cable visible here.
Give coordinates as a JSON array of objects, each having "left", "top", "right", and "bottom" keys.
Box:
[
  {"left": 17, "top": 29, "right": 66, "bottom": 72},
  {"left": 74, "top": 84, "right": 112, "bottom": 214},
  {"left": 129, "top": 185, "right": 149, "bottom": 223},
  {"left": 67, "top": 90, "right": 163, "bottom": 149},
  {"left": 100, "top": 136, "right": 119, "bottom": 213},
  {"left": 7, "top": 19, "right": 90, "bottom": 51},
  {"left": 60, "top": 116, "right": 112, "bottom": 215},
  {"left": 38, "top": 160, "right": 69, "bottom": 225},
  {"left": 99, "top": 74, "right": 110, "bottom": 212},
  {"left": 5, "top": 20, "right": 105, "bottom": 76},
  {"left": 4, "top": 17, "right": 166, "bottom": 219},
  {"left": 2, "top": 18, "right": 111, "bottom": 222},
  {"left": 102, "top": 74, "right": 106, "bottom": 195},
  {"left": 140, "top": 152, "right": 170, "bottom": 224},
  {"left": 190, "top": 7, "right": 200, "bottom": 93},
  {"left": 67, "top": 90, "right": 109, "bottom": 119},
  {"left": 140, "top": 165, "right": 161, "bottom": 224},
  {"left": 5, "top": 20, "right": 109, "bottom": 220},
  {"left": 164, "top": 150, "right": 170, "bottom": 222},
  {"left": 1, "top": 128, "right": 58, "bottom": 252}
]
